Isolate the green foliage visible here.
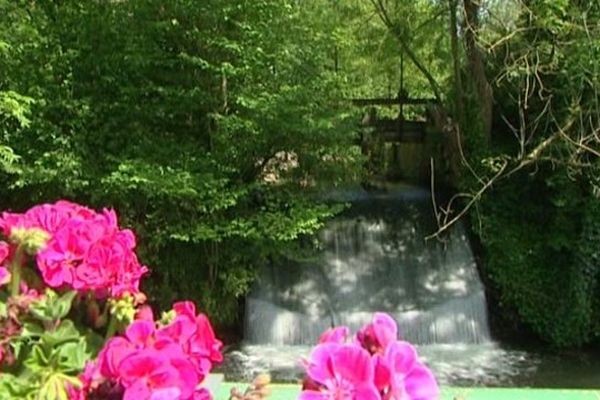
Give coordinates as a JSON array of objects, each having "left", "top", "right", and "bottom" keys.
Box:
[
  {"left": 0, "top": 290, "right": 98, "bottom": 400},
  {"left": 467, "top": 0, "right": 600, "bottom": 347},
  {"left": 0, "top": 0, "right": 363, "bottom": 324},
  {"left": 475, "top": 167, "right": 600, "bottom": 346}
]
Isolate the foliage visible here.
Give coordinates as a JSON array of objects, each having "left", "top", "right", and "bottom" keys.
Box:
[
  {"left": 0, "top": 289, "right": 94, "bottom": 400},
  {"left": 468, "top": 0, "right": 600, "bottom": 346},
  {"left": 0, "top": 0, "right": 363, "bottom": 324},
  {"left": 475, "top": 167, "right": 600, "bottom": 346}
]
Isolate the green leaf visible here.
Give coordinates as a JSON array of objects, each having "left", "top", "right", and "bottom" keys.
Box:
[
  {"left": 54, "top": 340, "right": 88, "bottom": 372},
  {"left": 39, "top": 374, "right": 76, "bottom": 400},
  {"left": 40, "top": 320, "right": 80, "bottom": 348},
  {"left": 53, "top": 291, "right": 77, "bottom": 320},
  {"left": 29, "top": 290, "right": 76, "bottom": 322},
  {"left": 20, "top": 322, "right": 45, "bottom": 339},
  {"left": 23, "top": 345, "right": 49, "bottom": 371},
  {"left": 0, "top": 373, "right": 36, "bottom": 399}
]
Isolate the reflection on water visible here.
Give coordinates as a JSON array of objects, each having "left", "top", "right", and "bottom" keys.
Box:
[{"left": 218, "top": 343, "right": 600, "bottom": 388}]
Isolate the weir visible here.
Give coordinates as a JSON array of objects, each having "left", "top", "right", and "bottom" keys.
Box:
[{"left": 245, "top": 187, "right": 491, "bottom": 347}]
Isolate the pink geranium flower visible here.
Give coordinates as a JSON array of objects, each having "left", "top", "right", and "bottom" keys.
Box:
[
  {"left": 301, "top": 313, "right": 439, "bottom": 400},
  {"left": 0, "top": 267, "right": 10, "bottom": 287},
  {"left": 79, "top": 301, "right": 220, "bottom": 400},
  {"left": 374, "top": 341, "right": 439, "bottom": 400},
  {"left": 299, "top": 343, "right": 380, "bottom": 400},
  {"left": 319, "top": 326, "right": 350, "bottom": 344},
  {"left": 0, "top": 241, "right": 9, "bottom": 264},
  {"left": 0, "top": 241, "right": 10, "bottom": 286},
  {"left": 119, "top": 349, "right": 199, "bottom": 400},
  {"left": 97, "top": 337, "right": 136, "bottom": 379},
  {"left": 357, "top": 312, "right": 398, "bottom": 354},
  {"left": 158, "top": 301, "right": 223, "bottom": 375},
  {"left": 0, "top": 200, "right": 149, "bottom": 297}
]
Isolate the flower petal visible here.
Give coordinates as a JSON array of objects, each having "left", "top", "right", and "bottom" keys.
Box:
[
  {"left": 354, "top": 385, "right": 381, "bottom": 400},
  {"left": 319, "top": 326, "right": 350, "bottom": 344},
  {"left": 0, "top": 267, "right": 10, "bottom": 286},
  {"left": 372, "top": 313, "right": 398, "bottom": 348},
  {"left": 386, "top": 341, "right": 417, "bottom": 375},
  {"left": 306, "top": 343, "right": 340, "bottom": 383},
  {"left": 404, "top": 364, "right": 440, "bottom": 400},
  {"left": 298, "top": 390, "right": 329, "bottom": 400},
  {"left": 331, "top": 344, "right": 374, "bottom": 384}
]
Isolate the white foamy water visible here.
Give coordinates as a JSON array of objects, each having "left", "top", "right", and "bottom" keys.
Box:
[{"left": 219, "top": 343, "right": 536, "bottom": 386}]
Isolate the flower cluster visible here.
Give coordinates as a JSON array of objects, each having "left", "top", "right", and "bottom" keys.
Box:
[
  {"left": 72, "top": 301, "right": 223, "bottom": 400},
  {"left": 300, "top": 313, "right": 439, "bottom": 400},
  {"left": 0, "top": 201, "right": 147, "bottom": 297},
  {"left": 0, "top": 241, "right": 9, "bottom": 286}
]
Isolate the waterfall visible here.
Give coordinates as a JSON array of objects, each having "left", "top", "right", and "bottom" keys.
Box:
[{"left": 245, "top": 188, "right": 491, "bottom": 346}]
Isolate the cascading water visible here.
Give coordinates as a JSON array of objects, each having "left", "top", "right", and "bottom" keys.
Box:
[
  {"left": 245, "top": 187, "right": 491, "bottom": 346},
  {"left": 220, "top": 187, "right": 600, "bottom": 387}
]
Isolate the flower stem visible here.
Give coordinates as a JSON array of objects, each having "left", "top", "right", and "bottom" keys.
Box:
[
  {"left": 10, "top": 246, "right": 24, "bottom": 297},
  {"left": 105, "top": 314, "right": 117, "bottom": 340}
]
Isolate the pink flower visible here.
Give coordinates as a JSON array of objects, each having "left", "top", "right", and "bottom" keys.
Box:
[
  {"left": 299, "top": 343, "right": 380, "bottom": 400},
  {"left": 25, "top": 201, "right": 93, "bottom": 234},
  {"left": 136, "top": 305, "right": 155, "bottom": 321},
  {"left": 0, "top": 212, "right": 33, "bottom": 237},
  {"left": 0, "top": 267, "right": 10, "bottom": 286},
  {"left": 125, "top": 320, "right": 157, "bottom": 348},
  {"left": 36, "top": 222, "right": 86, "bottom": 286},
  {"left": 302, "top": 313, "right": 439, "bottom": 400},
  {"left": 18, "top": 201, "right": 149, "bottom": 296},
  {"left": 373, "top": 341, "right": 439, "bottom": 400},
  {"left": 73, "top": 231, "right": 147, "bottom": 297},
  {"left": 158, "top": 301, "right": 223, "bottom": 374},
  {"left": 0, "top": 241, "right": 9, "bottom": 264},
  {"left": 98, "top": 337, "right": 136, "bottom": 379},
  {"left": 319, "top": 326, "right": 350, "bottom": 344},
  {"left": 80, "top": 301, "right": 221, "bottom": 400},
  {"left": 0, "top": 241, "right": 10, "bottom": 286},
  {"left": 357, "top": 313, "right": 398, "bottom": 354},
  {"left": 119, "top": 350, "right": 199, "bottom": 400}
]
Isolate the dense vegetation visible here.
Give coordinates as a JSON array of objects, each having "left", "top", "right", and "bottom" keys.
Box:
[
  {"left": 1, "top": 0, "right": 600, "bottom": 347},
  {"left": 0, "top": 0, "right": 362, "bottom": 325}
]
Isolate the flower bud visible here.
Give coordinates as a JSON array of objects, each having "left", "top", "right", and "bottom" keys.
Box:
[
  {"left": 159, "top": 309, "right": 176, "bottom": 326},
  {"left": 252, "top": 374, "right": 271, "bottom": 388},
  {"left": 108, "top": 294, "right": 136, "bottom": 325},
  {"left": 9, "top": 227, "right": 50, "bottom": 255}
]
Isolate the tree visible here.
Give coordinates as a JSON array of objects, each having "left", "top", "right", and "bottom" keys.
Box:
[{"left": 0, "top": 0, "right": 363, "bottom": 324}]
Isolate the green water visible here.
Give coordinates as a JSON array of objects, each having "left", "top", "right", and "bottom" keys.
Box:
[{"left": 216, "top": 383, "right": 600, "bottom": 400}]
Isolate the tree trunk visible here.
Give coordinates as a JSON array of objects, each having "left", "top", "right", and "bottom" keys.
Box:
[
  {"left": 446, "top": 0, "right": 465, "bottom": 185},
  {"left": 463, "top": 0, "right": 493, "bottom": 144},
  {"left": 449, "top": 0, "right": 464, "bottom": 121}
]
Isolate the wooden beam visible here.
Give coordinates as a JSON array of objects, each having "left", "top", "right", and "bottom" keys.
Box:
[
  {"left": 351, "top": 97, "right": 439, "bottom": 106},
  {"left": 359, "top": 119, "right": 427, "bottom": 143}
]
